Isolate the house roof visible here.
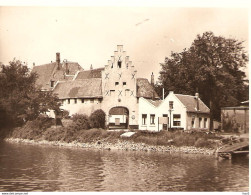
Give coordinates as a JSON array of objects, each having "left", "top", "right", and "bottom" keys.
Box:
[
  {"left": 145, "top": 99, "right": 163, "bottom": 107},
  {"left": 32, "top": 62, "right": 82, "bottom": 90},
  {"left": 31, "top": 63, "right": 57, "bottom": 90},
  {"left": 175, "top": 94, "right": 210, "bottom": 113},
  {"left": 136, "top": 78, "right": 159, "bottom": 99},
  {"left": 53, "top": 78, "right": 102, "bottom": 99},
  {"left": 75, "top": 68, "right": 104, "bottom": 80}
]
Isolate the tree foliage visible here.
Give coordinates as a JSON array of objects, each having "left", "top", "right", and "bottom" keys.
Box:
[
  {"left": 157, "top": 32, "right": 248, "bottom": 129},
  {"left": 0, "top": 59, "right": 61, "bottom": 128},
  {"left": 89, "top": 109, "right": 106, "bottom": 129}
]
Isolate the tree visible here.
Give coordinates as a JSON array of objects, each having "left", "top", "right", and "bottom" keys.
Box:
[
  {"left": 158, "top": 32, "right": 248, "bottom": 130},
  {"left": 89, "top": 109, "right": 106, "bottom": 129},
  {"left": 0, "top": 59, "right": 61, "bottom": 128}
]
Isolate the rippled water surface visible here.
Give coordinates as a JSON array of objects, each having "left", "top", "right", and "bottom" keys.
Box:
[{"left": 0, "top": 141, "right": 248, "bottom": 191}]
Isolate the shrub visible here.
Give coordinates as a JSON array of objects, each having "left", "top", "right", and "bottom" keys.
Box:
[
  {"left": 42, "top": 126, "right": 65, "bottom": 141},
  {"left": 194, "top": 138, "right": 212, "bottom": 148},
  {"left": 62, "top": 110, "right": 70, "bottom": 119},
  {"left": 89, "top": 109, "right": 106, "bottom": 129},
  {"left": 71, "top": 113, "right": 90, "bottom": 130},
  {"left": 10, "top": 115, "right": 54, "bottom": 140}
]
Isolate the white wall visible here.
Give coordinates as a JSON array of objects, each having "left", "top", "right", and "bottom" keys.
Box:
[
  {"left": 109, "top": 115, "right": 127, "bottom": 123},
  {"left": 101, "top": 45, "right": 139, "bottom": 127},
  {"left": 138, "top": 98, "right": 158, "bottom": 131},
  {"left": 138, "top": 92, "right": 189, "bottom": 131},
  {"left": 158, "top": 92, "right": 187, "bottom": 130},
  {"left": 60, "top": 98, "right": 102, "bottom": 116}
]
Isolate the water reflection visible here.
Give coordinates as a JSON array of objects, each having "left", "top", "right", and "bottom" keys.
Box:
[{"left": 0, "top": 141, "right": 248, "bottom": 191}]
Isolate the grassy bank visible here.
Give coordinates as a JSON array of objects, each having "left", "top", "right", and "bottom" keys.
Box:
[{"left": 7, "top": 118, "right": 224, "bottom": 150}]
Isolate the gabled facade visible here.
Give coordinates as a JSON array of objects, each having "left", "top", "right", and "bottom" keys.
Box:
[
  {"left": 138, "top": 91, "right": 210, "bottom": 131},
  {"left": 33, "top": 45, "right": 159, "bottom": 129}
]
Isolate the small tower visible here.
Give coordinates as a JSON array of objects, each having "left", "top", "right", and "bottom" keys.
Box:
[{"left": 90, "top": 64, "right": 93, "bottom": 70}]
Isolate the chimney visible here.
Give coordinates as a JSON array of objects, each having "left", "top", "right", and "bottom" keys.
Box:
[
  {"left": 33, "top": 62, "right": 35, "bottom": 68},
  {"left": 151, "top": 72, "right": 154, "bottom": 86},
  {"left": 65, "top": 60, "right": 69, "bottom": 74},
  {"left": 56, "top": 52, "right": 61, "bottom": 70},
  {"left": 90, "top": 64, "right": 93, "bottom": 70},
  {"left": 195, "top": 92, "right": 199, "bottom": 111}
]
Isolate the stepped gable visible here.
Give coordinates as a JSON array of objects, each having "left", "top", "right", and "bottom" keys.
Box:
[
  {"left": 53, "top": 78, "right": 102, "bottom": 99},
  {"left": 136, "top": 78, "right": 159, "bottom": 99},
  {"left": 175, "top": 94, "right": 210, "bottom": 113},
  {"left": 75, "top": 68, "right": 104, "bottom": 80}
]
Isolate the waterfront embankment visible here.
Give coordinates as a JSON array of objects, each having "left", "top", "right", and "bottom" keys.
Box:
[{"left": 5, "top": 137, "right": 215, "bottom": 155}]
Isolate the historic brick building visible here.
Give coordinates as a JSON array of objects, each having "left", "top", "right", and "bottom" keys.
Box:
[
  {"left": 32, "top": 45, "right": 159, "bottom": 129},
  {"left": 32, "top": 45, "right": 210, "bottom": 131}
]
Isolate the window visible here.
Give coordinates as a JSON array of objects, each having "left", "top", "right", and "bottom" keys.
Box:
[
  {"left": 125, "top": 89, "right": 130, "bottom": 96},
  {"left": 204, "top": 118, "right": 207, "bottom": 128},
  {"left": 123, "top": 82, "right": 126, "bottom": 86},
  {"left": 74, "top": 99, "right": 77, "bottom": 104},
  {"left": 118, "top": 61, "right": 122, "bottom": 68},
  {"left": 191, "top": 116, "right": 195, "bottom": 128},
  {"left": 81, "top": 99, "right": 85, "bottom": 103},
  {"left": 169, "top": 101, "right": 174, "bottom": 109},
  {"left": 115, "top": 82, "right": 119, "bottom": 86},
  {"left": 110, "top": 90, "right": 115, "bottom": 96},
  {"left": 173, "top": 114, "right": 181, "bottom": 126},
  {"left": 98, "top": 99, "right": 102, "bottom": 103},
  {"left": 199, "top": 117, "right": 202, "bottom": 128},
  {"left": 142, "top": 114, "right": 147, "bottom": 125},
  {"left": 68, "top": 99, "right": 70, "bottom": 104},
  {"left": 90, "top": 99, "right": 94, "bottom": 103},
  {"left": 150, "top": 114, "right": 155, "bottom": 125},
  {"left": 50, "top": 81, "right": 55, "bottom": 87}
]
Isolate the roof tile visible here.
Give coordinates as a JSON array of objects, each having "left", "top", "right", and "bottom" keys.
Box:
[
  {"left": 53, "top": 78, "right": 102, "bottom": 99},
  {"left": 136, "top": 78, "right": 159, "bottom": 99},
  {"left": 175, "top": 94, "right": 210, "bottom": 113}
]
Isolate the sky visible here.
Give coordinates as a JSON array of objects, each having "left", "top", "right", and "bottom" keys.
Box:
[{"left": 0, "top": 4, "right": 249, "bottom": 81}]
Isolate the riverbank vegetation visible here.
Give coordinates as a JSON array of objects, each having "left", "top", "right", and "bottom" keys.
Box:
[
  {"left": 0, "top": 60, "right": 61, "bottom": 136},
  {"left": 8, "top": 113, "right": 225, "bottom": 150}
]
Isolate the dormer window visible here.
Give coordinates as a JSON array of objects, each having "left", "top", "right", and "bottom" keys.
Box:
[
  {"left": 50, "top": 81, "right": 55, "bottom": 87},
  {"left": 118, "top": 61, "right": 122, "bottom": 68}
]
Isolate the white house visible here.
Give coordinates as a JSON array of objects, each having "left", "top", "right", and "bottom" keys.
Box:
[{"left": 138, "top": 91, "right": 210, "bottom": 131}]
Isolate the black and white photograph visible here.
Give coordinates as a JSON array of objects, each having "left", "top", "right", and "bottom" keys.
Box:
[{"left": 0, "top": 0, "right": 249, "bottom": 192}]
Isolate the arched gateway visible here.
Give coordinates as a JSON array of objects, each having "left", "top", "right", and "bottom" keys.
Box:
[{"left": 108, "top": 107, "right": 129, "bottom": 129}]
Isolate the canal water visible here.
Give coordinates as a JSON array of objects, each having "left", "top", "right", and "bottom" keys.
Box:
[{"left": 0, "top": 141, "right": 248, "bottom": 192}]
